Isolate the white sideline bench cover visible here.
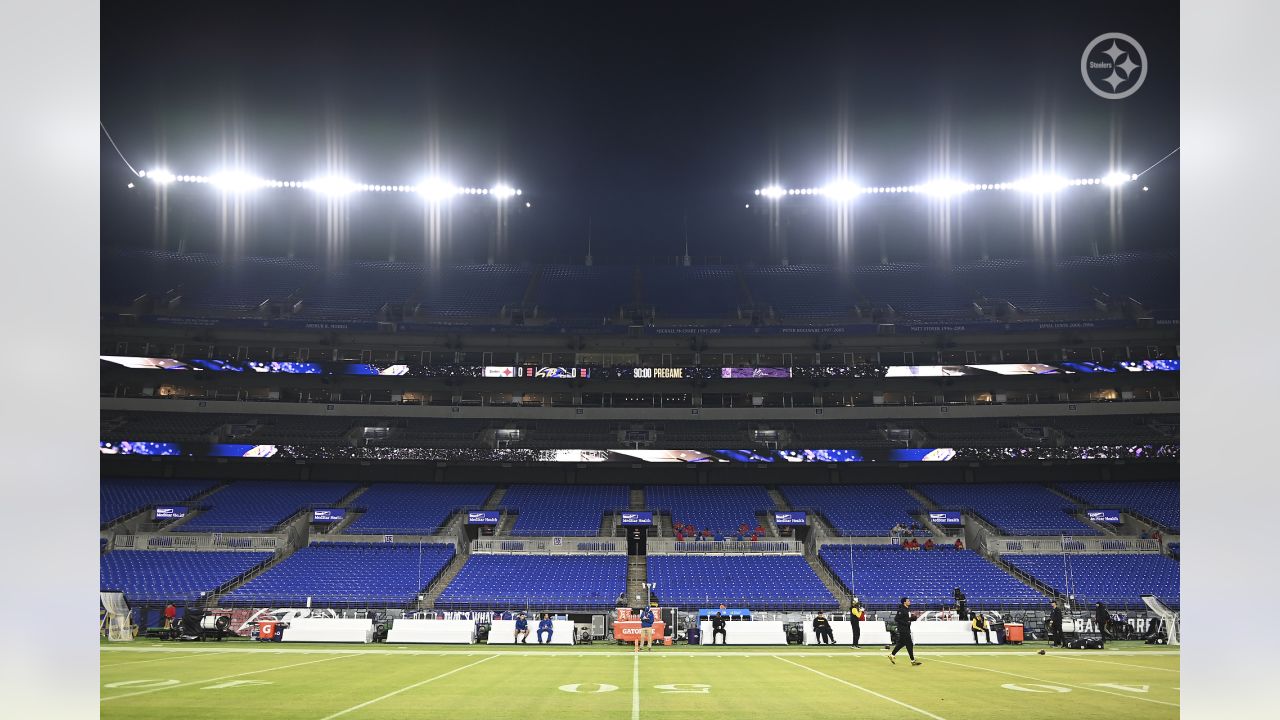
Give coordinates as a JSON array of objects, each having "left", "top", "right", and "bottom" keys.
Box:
[
  {"left": 281, "top": 618, "right": 374, "bottom": 643},
  {"left": 698, "top": 620, "right": 788, "bottom": 645},
  {"left": 386, "top": 619, "right": 476, "bottom": 644},
  {"left": 804, "top": 621, "right": 892, "bottom": 646}
]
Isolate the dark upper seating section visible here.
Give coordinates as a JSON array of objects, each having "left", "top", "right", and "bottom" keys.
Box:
[{"left": 102, "top": 249, "right": 1177, "bottom": 324}]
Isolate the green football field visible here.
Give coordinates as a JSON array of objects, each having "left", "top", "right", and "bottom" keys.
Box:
[{"left": 100, "top": 639, "right": 1179, "bottom": 720}]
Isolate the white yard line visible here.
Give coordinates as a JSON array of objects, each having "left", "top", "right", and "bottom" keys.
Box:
[
  {"left": 929, "top": 657, "right": 1179, "bottom": 707},
  {"left": 774, "top": 656, "right": 948, "bottom": 720},
  {"left": 632, "top": 653, "right": 641, "bottom": 720},
  {"left": 101, "top": 653, "right": 360, "bottom": 702},
  {"left": 101, "top": 650, "right": 233, "bottom": 668},
  {"left": 317, "top": 654, "right": 499, "bottom": 720},
  {"left": 1049, "top": 654, "right": 1180, "bottom": 673}
]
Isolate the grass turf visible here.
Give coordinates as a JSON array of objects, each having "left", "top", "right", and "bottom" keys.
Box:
[{"left": 100, "top": 639, "right": 1178, "bottom": 720}]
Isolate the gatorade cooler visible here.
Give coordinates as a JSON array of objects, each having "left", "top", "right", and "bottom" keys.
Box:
[
  {"left": 1005, "top": 622, "right": 1024, "bottom": 644},
  {"left": 257, "top": 621, "right": 278, "bottom": 641}
]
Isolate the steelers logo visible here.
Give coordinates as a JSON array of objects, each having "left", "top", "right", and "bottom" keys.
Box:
[{"left": 1081, "top": 33, "right": 1147, "bottom": 100}]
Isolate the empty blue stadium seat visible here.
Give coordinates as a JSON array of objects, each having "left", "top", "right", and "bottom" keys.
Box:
[
  {"left": 915, "top": 483, "right": 1098, "bottom": 536},
  {"left": 1055, "top": 480, "right": 1179, "bottom": 532},
  {"left": 647, "top": 485, "right": 775, "bottom": 538},
  {"left": 100, "top": 477, "right": 218, "bottom": 525},
  {"left": 1002, "top": 553, "right": 1179, "bottom": 607},
  {"left": 101, "top": 550, "right": 271, "bottom": 603},
  {"left": 178, "top": 481, "right": 356, "bottom": 533},
  {"left": 781, "top": 485, "right": 924, "bottom": 536},
  {"left": 646, "top": 554, "right": 837, "bottom": 609},
  {"left": 224, "top": 542, "right": 455, "bottom": 606},
  {"left": 345, "top": 483, "right": 493, "bottom": 534},
  {"left": 435, "top": 554, "right": 626, "bottom": 609},
  {"left": 498, "top": 484, "right": 628, "bottom": 536},
  {"left": 819, "top": 544, "right": 1043, "bottom": 607}
]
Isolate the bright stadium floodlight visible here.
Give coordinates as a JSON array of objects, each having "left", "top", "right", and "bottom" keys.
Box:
[
  {"left": 145, "top": 169, "right": 175, "bottom": 185},
  {"left": 305, "top": 175, "right": 360, "bottom": 197},
  {"left": 1012, "top": 174, "right": 1069, "bottom": 194},
  {"left": 210, "top": 171, "right": 267, "bottom": 193},
  {"left": 919, "top": 179, "right": 972, "bottom": 198},
  {"left": 820, "top": 180, "right": 862, "bottom": 202},
  {"left": 759, "top": 185, "right": 785, "bottom": 199},
  {"left": 491, "top": 184, "right": 517, "bottom": 199},
  {"left": 1102, "top": 171, "right": 1133, "bottom": 187},
  {"left": 416, "top": 178, "right": 459, "bottom": 202}
]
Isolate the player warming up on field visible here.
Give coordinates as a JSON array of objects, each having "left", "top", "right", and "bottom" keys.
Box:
[
  {"left": 888, "top": 597, "right": 922, "bottom": 665},
  {"left": 515, "top": 611, "right": 530, "bottom": 643},
  {"left": 637, "top": 606, "right": 656, "bottom": 652},
  {"left": 537, "top": 613, "right": 554, "bottom": 644}
]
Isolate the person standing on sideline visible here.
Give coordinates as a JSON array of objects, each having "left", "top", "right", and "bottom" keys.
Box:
[
  {"left": 1048, "top": 600, "right": 1064, "bottom": 648},
  {"left": 812, "top": 612, "right": 835, "bottom": 645},
  {"left": 710, "top": 607, "right": 728, "bottom": 645},
  {"left": 163, "top": 603, "right": 176, "bottom": 630},
  {"left": 849, "top": 598, "right": 864, "bottom": 648},
  {"left": 888, "top": 597, "right": 922, "bottom": 665},
  {"left": 971, "top": 613, "right": 991, "bottom": 644},
  {"left": 637, "top": 606, "right": 657, "bottom": 652},
  {"left": 536, "top": 613, "right": 554, "bottom": 644},
  {"left": 1094, "top": 602, "right": 1110, "bottom": 648},
  {"left": 514, "top": 611, "right": 530, "bottom": 643}
]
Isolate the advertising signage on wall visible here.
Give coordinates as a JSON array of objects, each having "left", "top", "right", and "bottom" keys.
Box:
[
  {"left": 773, "top": 511, "right": 808, "bottom": 526},
  {"left": 153, "top": 506, "right": 188, "bottom": 520},
  {"left": 467, "top": 510, "right": 501, "bottom": 525},
  {"left": 928, "top": 511, "right": 964, "bottom": 525},
  {"left": 620, "top": 511, "right": 654, "bottom": 526},
  {"left": 1086, "top": 510, "right": 1123, "bottom": 523},
  {"left": 103, "top": 356, "right": 1179, "bottom": 378},
  {"left": 311, "top": 508, "right": 346, "bottom": 523}
]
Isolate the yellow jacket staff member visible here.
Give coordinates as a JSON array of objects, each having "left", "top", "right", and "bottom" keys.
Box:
[{"left": 971, "top": 613, "right": 991, "bottom": 645}]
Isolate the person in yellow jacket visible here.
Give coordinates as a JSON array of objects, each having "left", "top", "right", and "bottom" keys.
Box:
[
  {"left": 971, "top": 612, "right": 991, "bottom": 644},
  {"left": 849, "top": 599, "right": 865, "bottom": 648}
]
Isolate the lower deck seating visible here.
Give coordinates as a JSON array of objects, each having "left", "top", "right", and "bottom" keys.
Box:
[
  {"left": 100, "top": 550, "right": 272, "bottom": 603},
  {"left": 1001, "top": 553, "right": 1180, "bottom": 607},
  {"left": 818, "top": 544, "right": 1044, "bottom": 606},
  {"left": 645, "top": 554, "right": 837, "bottom": 609},
  {"left": 224, "top": 543, "right": 455, "bottom": 606},
  {"left": 435, "top": 554, "right": 626, "bottom": 609}
]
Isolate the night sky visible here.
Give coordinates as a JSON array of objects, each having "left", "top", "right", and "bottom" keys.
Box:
[{"left": 101, "top": 0, "right": 1178, "bottom": 266}]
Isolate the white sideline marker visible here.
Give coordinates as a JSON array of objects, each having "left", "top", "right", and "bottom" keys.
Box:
[
  {"left": 101, "top": 653, "right": 360, "bottom": 702},
  {"left": 929, "top": 658, "right": 1178, "bottom": 707},
  {"left": 1048, "top": 654, "right": 1180, "bottom": 673},
  {"left": 773, "top": 656, "right": 948, "bottom": 720},
  {"left": 317, "top": 654, "right": 499, "bottom": 720},
  {"left": 101, "top": 650, "right": 234, "bottom": 668}
]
